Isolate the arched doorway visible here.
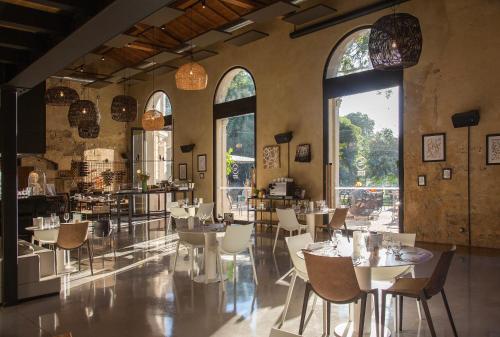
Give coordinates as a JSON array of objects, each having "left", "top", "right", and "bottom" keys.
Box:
[
  {"left": 323, "top": 27, "right": 403, "bottom": 233},
  {"left": 213, "top": 67, "right": 256, "bottom": 221}
]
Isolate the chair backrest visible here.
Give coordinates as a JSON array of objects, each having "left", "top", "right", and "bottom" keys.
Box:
[
  {"left": 424, "top": 245, "right": 456, "bottom": 297},
  {"left": 196, "top": 202, "right": 214, "bottom": 220},
  {"left": 167, "top": 202, "right": 179, "bottom": 208},
  {"left": 177, "top": 231, "right": 206, "bottom": 246},
  {"left": 221, "top": 224, "right": 253, "bottom": 253},
  {"left": 170, "top": 207, "right": 189, "bottom": 219},
  {"left": 276, "top": 208, "right": 300, "bottom": 231},
  {"left": 285, "top": 233, "right": 313, "bottom": 278},
  {"left": 383, "top": 232, "right": 416, "bottom": 247},
  {"left": 93, "top": 219, "right": 112, "bottom": 238},
  {"left": 304, "top": 252, "right": 361, "bottom": 303},
  {"left": 57, "top": 222, "right": 89, "bottom": 250},
  {"left": 329, "top": 208, "right": 349, "bottom": 229}
]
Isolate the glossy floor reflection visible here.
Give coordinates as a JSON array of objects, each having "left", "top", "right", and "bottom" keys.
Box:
[{"left": 1, "top": 223, "right": 500, "bottom": 337}]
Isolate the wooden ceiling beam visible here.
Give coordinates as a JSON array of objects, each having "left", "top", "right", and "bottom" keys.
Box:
[
  {"left": 20, "top": 0, "right": 84, "bottom": 12},
  {"left": 213, "top": 0, "right": 241, "bottom": 18},
  {"left": 0, "top": 2, "right": 67, "bottom": 33},
  {"left": 0, "top": 46, "right": 31, "bottom": 65},
  {"left": 219, "top": 0, "right": 254, "bottom": 10},
  {"left": 0, "top": 27, "right": 40, "bottom": 51}
]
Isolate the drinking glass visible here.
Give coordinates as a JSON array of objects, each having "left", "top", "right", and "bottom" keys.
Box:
[
  {"left": 63, "top": 212, "right": 70, "bottom": 223},
  {"left": 392, "top": 241, "right": 402, "bottom": 258}
]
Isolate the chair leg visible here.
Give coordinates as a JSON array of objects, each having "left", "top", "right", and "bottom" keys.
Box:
[
  {"left": 112, "top": 236, "right": 117, "bottom": 261},
  {"left": 189, "top": 247, "right": 195, "bottom": 280},
  {"left": 412, "top": 268, "right": 423, "bottom": 320},
  {"left": 344, "top": 222, "right": 350, "bottom": 242},
  {"left": 87, "top": 240, "right": 94, "bottom": 276},
  {"left": 173, "top": 241, "right": 180, "bottom": 271},
  {"left": 280, "top": 271, "right": 297, "bottom": 327},
  {"left": 326, "top": 301, "right": 331, "bottom": 336},
  {"left": 272, "top": 225, "right": 281, "bottom": 254},
  {"left": 358, "top": 294, "right": 367, "bottom": 337},
  {"left": 233, "top": 254, "right": 237, "bottom": 283},
  {"left": 299, "top": 282, "right": 312, "bottom": 335},
  {"left": 54, "top": 248, "right": 58, "bottom": 275},
  {"left": 399, "top": 295, "right": 403, "bottom": 331},
  {"left": 78, "top": 247, "right": 82, "bottom": 272},
  {"left": 372, "top": 291, "right": 380, "bottom": 337},
  {"left": 441, "top": 289, "right": 458, "bottom": 337},
  {"left": 248, "top": 245, "right": 258, "bottom": 285},
  {"left": 381, "top": 291, "right": 387, "bottom": 336},
  {"left": 420, "top": 295, "right": 437, "bottom": 337},
  {"left": 217, "top": 251, "right": 225, "bottom": 287}
]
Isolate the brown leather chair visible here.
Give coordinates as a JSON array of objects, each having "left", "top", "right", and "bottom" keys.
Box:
[
  {"left": 55, "top": 222, "right": 94, "bottom": 275},
  {"left": 381, "top": 245, "right": 457, "bottom": 337},
  {"left": 299, "top": 252, "right": 379, "bottom": 336},
  {"left": 328, "top": 208, "right": 350, "bottom": 241}
]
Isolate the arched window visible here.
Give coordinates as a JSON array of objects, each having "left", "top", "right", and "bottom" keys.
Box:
[
  {"left": 132, "top": 91, "right": 173, "bottom": 194},
  {"left": 323, "top": 28, "right": 403, "bottom": 233},
  {"left": 325, "top": 28, "right": 373, "bottom": 79},
  {"left": 214, "top": 67, "right": 256, "bottom": 221}
]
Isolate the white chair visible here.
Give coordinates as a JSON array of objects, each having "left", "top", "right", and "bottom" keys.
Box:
[
  {"left": 274, "top": 209, "right": 308, "bottom": 254},
  {"left": 196, "top": 202, "right": 215, "bottom": 223},
  {"left": 280, "top": 233, "right": 313, "bottom": 326},
  {"left": 173, "top": 231, "right": 205, "bottom": 280},
  {"left": 217, "top": 224, "right": 258, "bottom": 285},
  {"left": 371, "top": 232, "right": 422, "bottom": 325},
  {"left": 32, "top": 228, "right": 59, "bottom": 247}
]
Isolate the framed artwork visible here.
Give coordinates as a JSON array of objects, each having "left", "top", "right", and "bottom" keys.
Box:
[
  {"left": 223, "top": 213, "right": 234, "bottom": 223},
  {"left": 197, "top": 154, "right": 207, "bottom": 172},
  {"left": 486, "top": 134, "right": 500, "bottom": 165},
  {"left": 263, "top": 145, "right": 280, "bottom": 169},
  {"left": 422, "top": 133, "right": 446, "bottom": 162},
  {"left": 442, "top": 168, "right": 452, "bottom": 180},
  {"left": 199, "top": 172, "right": 205, "bottom": 179},
  {"left": 295, "top": 143, "right": 311, "bottom": 162},
  {"left": 179, "top": 163, "right": 187, "bottom": 180},
  {"left": 418, "top": 175, "right": 426, "bottom": 186}
]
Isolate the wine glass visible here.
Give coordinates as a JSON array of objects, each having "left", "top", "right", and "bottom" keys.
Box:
[
  {"left": 63, "top": 212, "right": 70, "bottom": 223},
  {"left": 392, "top": 240, "right": 402, "bottom": 259}
]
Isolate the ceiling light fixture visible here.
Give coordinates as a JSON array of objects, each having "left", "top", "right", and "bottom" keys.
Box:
[{"left": 45, "top": 81, "right": 79, "bottom": 106}]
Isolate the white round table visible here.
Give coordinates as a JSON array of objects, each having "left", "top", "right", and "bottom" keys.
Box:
[
  {"left": 296, "top": 208, "right": 336, "bottom": 240},
  {"left": 297, "top": 238, "right": 433, "bottom": 336}
]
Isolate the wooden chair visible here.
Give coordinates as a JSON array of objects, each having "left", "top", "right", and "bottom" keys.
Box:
[
  {"left": 381, "top": 245, "right": 457, "bottom": 337},
  {"left": 55, "top": 222, "right": 94, "bottom": 275},
  {"left": 299, "top": 252, "right": 379, "bottom": 336},
  {"left": 327, "top": 208, "right": 350, "bottom": 241}
]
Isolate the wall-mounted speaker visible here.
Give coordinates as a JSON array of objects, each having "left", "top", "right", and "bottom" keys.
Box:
[
  {"left": 180, "top": 144, "right": 195, "bottom": 153},
  {"left": 274, "top": 131, "right": 293, "bottom": 144},
  {"left": 452, "top": 110, "right": 480, "bottom": 128}
]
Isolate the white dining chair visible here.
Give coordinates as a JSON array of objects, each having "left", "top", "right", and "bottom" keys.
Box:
[
  {"left": 279, "top": 233, "right": 314, "bottom": 326},
  {"left": 173, "top": 231, "right": 205, "bottom": 280},
  {"left": 274, "top": 209, "right": 308, "bottom": 254},
  {"left": 32, "top": 228, "right": 59, "bottom": 247},
  {"left": 217, "top": 224, "right": 258, "bottom": 285},
  {"left": 371, "top": 232, "right": 422, "bottom": 325},
  {"left": 196, "top": 202, "right": 215, "bottom": 223}
]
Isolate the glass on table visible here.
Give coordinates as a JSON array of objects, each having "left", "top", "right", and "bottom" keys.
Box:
[
  {"left": 63, "top": 212, "right": 70, "bottom": 223},
  {"left": 392, "top": 240, "right": 402, "bottom": 259}
]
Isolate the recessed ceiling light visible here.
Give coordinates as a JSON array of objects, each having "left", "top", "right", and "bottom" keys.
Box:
[{"left": 223, "top": 19, "right": 254, "bottom": 33}]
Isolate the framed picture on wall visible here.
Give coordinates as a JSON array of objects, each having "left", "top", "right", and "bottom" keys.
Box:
[
  {"left": 442, "top": 168, "right": 452, "bottom": 180},
  {"left": 179, "top": 163, "right": 187, "bottom": 180},
  {"left": 418, "top": 175, "right": 427, "bottom": 186},
  {"left": 263, "top": 145, "right": 280, "bottom": 169},
  {"left": 422, "top": 133, "right": 446, "bottom": 162},
  {"left": 295, "top": 144, "right": 311, "bottom": 162},
  {"left": 486, "top": 134, "right": 500, "bottom": 165},
  {"left": 197, "top": 154, "right": 207, "bottom": 172}
]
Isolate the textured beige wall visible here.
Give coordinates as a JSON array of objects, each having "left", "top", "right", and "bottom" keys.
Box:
[{"left": 123, "top": 0, "right": 500, "bottom": 248}]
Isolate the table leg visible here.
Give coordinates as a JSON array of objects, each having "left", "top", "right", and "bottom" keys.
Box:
[
  {"left": 306, "top": 213, "right": 315, "bottom": 241},
  {"left": 193, "top": 233, "right": 221, "bottom": 284},
  {"left": 128, "top": 195, "right": 133, "bottom": 233},
  {"left": 117, "top": 195, "right": 121, "bottom": 232}
]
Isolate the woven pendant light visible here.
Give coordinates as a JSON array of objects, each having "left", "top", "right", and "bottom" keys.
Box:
[
  {"left": 45, "top": 86, "right": 79, "bottom": 106},
  {"left": 142, "top": 109, "right": 165, "bottom": 131},
  {"left": 175, "top": 62, "right": 208, "bottom": 90},
  {"left": 78, "top": 120, "right": 100, "bottom": 138},
  {"left": 369, "top": 12, "right": 422, "bottom": 71},
  {"left": 111, "top": 95, "right": 137, "bottom": 122},
  {"left": 68, "top": 99, "right": 99, "bottom": 127}
]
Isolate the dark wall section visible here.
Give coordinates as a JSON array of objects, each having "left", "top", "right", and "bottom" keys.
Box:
[{"left": 18, "top": 82, "right": 46, "bottom": 154}]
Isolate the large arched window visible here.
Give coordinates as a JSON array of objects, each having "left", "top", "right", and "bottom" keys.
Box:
[
  {"left": 132, "top": 91, "right": 173, "bottom": 190},
  {"left": 323, "top": 28, "right": 403, "bottom": 233},
  {"left": 213, "top": 67, "right": 256, "bottom": 221}
]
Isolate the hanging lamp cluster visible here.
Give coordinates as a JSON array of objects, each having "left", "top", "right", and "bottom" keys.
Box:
[
  {"left": 368, "top": 12, "right": 422, "bottom": 70},
  {"left": 45, "top": 85, "right": 79, "bottom": 106},
  {"left": 175, "top": 5, "right": 208, "bottom": 91},
  {"left": 67, "top": 88, "right": 101, "bottom": 138}
]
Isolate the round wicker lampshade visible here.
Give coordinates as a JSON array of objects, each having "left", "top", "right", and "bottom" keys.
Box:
[
  {"left": 369, "top": 13, "right": 422, "bottom": 71},
  {"left": 111, "top": 95, "right": 137, "bottom": 122},
  {"left": 141, "top": 109, "right": 165, "bottom": 131},
  {"left": 68, "top": 100, "right": 99, "bottom": 128},
  {"left": 45, "top": 86, "right": 79, "bottom": 106},
  {"left": 78, "top": 120, "right": 100, "bottom": 138},
  {"left": 175, "top": 62, "right": 208, "bottom": 90}
]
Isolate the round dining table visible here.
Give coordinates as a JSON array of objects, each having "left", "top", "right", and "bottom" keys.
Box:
[
  {"left": 25, "top": 224, "right": 68, "bottom": 273},
  {"left": 297, "top": 237, "right": 433, "bottom": 337},
  {"left": 177, "top": 223, "right": 226, "bottom": 284},
  {"left": 296, "top": 208, "right": 336, "bottom": 240}
]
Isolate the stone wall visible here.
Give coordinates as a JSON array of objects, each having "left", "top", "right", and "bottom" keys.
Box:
[{"left": 101, "top": 0, "right": 498, "bottom": 248}]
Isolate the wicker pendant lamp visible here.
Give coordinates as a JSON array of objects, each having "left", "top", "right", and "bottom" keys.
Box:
[
  {"left": 68, "top": 99, "right": 99, "bottom": 127},
  {"left": 369, "top": 12, "right": 422, "bottom": 70},
  {"left": 77, "top": 95, "right": 101, "bottom": 138},
  {"left": 111, "top": 77, "right": 137, "bottom": 122},
  {"left": 175, "top": 7, "right": 207, "bottom": 90},
  {"left": 45, "top": 83, "right": 79, "bottom": 106}
]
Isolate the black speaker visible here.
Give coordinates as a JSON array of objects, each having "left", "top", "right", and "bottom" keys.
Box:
[
  {"left": 452, "top": 110, "right": 480, "bottom": 128},
  {"left": 274, "top": 131, "right": 293, "bottom": 144},
  {"left": 180, "top": 144, "right": 195, "bottom": 153}
]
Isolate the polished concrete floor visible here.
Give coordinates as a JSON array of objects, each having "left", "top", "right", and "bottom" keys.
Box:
[{"left": 1, "top": 221, "right": 500, "bottom": 337}]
